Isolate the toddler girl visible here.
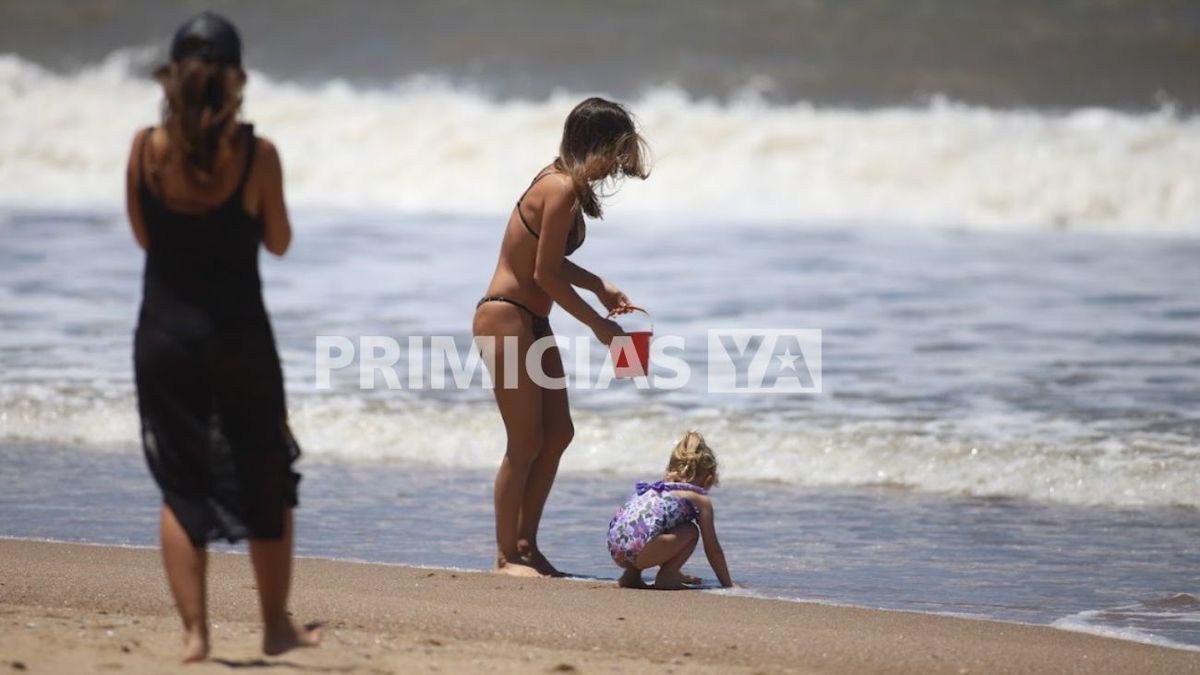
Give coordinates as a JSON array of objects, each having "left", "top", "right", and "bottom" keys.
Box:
[{"left": 607, "top": 431, "right": 733, "bottom": 589}]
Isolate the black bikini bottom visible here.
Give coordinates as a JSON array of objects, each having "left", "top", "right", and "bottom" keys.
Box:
[{"left": 477, "top": 295, "right": 551, "bottom": 338}]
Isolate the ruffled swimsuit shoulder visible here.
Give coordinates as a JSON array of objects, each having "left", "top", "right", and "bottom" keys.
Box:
[{"left": 607, "top": 480, "right": 707, "bottom": 567}]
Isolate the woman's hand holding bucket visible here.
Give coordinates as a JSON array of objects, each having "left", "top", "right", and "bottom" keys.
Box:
[
  {"left": 607, "top": 306, "right": 654, "bottom": 378},
  {"left": 590, "top": 279, "right": 634, "bottom": 346},
  {"left": 597, "top": 279, "right": 632, "bottom": 314},
  {"left": 590, "top": 316, "right": 628, "bottom": 346}
]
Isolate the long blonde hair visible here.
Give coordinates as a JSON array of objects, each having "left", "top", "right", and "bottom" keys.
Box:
[
  {"left": 665, "top": 431, "right": 719, "bottom": 486},
  {"left": 552, "top": 97, "right": 650, "bottom": 219}
]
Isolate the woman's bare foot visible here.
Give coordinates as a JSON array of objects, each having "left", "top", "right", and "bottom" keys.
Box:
[
  {"left": 518, "top": 542, "right": 566, "bottom": 577},
  {"left": 495, "top": 554, "right": 545, "bottom": 578},
  {"left": 618, "top": 567, "right": 649, "bottom": 589},
  {"left": 653, "top": 569, "right": 689, "bottom": 590},
  {"left": 263, "top": 620, "right": 321, "bottom": 657},
  {"left": 181, "top": 626, "right": 209, "bottom": 663},
  {"left": 494, "top": 562, "right": 544, "bottom": 577}
]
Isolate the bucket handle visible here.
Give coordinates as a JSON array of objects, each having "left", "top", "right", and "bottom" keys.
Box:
[{"left": 606, "top": 305, "right": 653, "bottom": 333}]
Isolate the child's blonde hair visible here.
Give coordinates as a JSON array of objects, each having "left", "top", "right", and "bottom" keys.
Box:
[{"left": 665, "top": 431, "right": 719, "bottom": 486}]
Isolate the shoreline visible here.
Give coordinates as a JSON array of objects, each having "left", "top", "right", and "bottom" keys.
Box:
[
  {"left": 6, "top": 534, "right": 1198, "bottom": 654},
  {"left": 2, "top": 539, "right": 1197, "bottom": 673}
]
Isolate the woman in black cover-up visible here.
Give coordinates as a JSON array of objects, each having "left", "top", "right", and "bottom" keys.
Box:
[{"left": 126, "top": 12, "right": 319, "bottom": 662}]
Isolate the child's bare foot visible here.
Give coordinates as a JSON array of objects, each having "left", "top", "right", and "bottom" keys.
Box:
[
  {"left": 181, "top": 626, "right": 209, "bottom": 663},
  {"left": 263, "top": 619, "right": 321, "bottom": 656},
  {"left": 618, "top": 567, "right": 649, "bottom": 589},
  {"left": 653, "top": 569, "right": 689, "bottom": 590}
]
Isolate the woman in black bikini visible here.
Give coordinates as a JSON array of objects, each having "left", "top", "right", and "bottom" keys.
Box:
[
  {"left": 126, "top": 12, "right": 319, "bottom": 661},
  {"left": 474, "top": 97, "right": 650, "bottom": 577}
]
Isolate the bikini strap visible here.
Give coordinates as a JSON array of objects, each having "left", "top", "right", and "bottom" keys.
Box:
[
  {"left": 476, "top": 295, "right": 546, "bottom": 319},
  {"left": 515, "top": 168, "right": 563, "bottom": 238},
  {"left": 519, "top": 167, "right": 559, "bottom": 201}
]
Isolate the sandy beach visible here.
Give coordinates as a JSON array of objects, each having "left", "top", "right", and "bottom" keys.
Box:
[{"left": 0, "top": 539, "right": 1195, "bottom": 674}]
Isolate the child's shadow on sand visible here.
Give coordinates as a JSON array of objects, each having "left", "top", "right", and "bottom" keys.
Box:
[{"left": 570, "top": 573, "right": 719, "bottom": 590}]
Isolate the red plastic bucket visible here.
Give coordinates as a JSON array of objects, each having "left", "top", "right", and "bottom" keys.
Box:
[{"left": 609, "top": 307, "right": 653, "bottom": 378}]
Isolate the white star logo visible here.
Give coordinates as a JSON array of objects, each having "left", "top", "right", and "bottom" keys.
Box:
[{"left": 775, "top": 347, "right": 801, "bottom": 371}]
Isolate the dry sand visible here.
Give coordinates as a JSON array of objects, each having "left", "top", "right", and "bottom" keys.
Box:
[{"left": 1, "top": 538, "right": 1196, "bottom": 674}]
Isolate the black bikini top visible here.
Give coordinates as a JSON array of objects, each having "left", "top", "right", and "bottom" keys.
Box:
[{"left": 515, "top": 169, "right": 586, "bottom": 256}]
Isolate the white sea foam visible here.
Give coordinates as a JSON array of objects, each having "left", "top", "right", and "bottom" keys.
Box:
[
  {"left": 1, "top": 51, "right": 1198, "bottom": 234},
  {"left": 1054, "top": 611, "right": 1200, "bottom": 653},
  {"left": 708, "top": 587, "right": 1200, "bottom": 653},
  {"left": 3, "top": 386, "right": 1197, "bottom": 510}
]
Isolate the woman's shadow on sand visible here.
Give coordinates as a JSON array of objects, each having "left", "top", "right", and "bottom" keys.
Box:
[
  {"left": 211, "top": 659, "right": 351, "bottom": 672},
  {"left": 210, "top": 623, "right": 348, "bottom": 672}
]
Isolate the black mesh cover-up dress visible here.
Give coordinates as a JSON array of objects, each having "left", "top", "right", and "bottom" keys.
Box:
[{"left": 133, "top": 124, "right": 300, "bottom": 545}]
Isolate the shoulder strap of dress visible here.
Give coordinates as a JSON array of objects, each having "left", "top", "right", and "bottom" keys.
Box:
[
  {"left": 135, "top": 126, "right": 156, "bottom": 195},
  {"left": 230, "top": 124, "right": 257, "bottom": 202}
]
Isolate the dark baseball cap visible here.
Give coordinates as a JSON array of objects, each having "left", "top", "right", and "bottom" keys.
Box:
[{"left": 170, "top": 12, "right": 242, "bottom": 67}]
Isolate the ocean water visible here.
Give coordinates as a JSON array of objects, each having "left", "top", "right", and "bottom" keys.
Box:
[
  {"left": 3, "top": 446, "right": 1200, "bottom": 652},
  {"left": 3, "top": 0, "right": 1199, "bottom": 110},
  {"left": 2, "top": 0, "right": 1199, "bottom": 653},
  {"left": 2, "top": 208, "right": 1198, "bottom": 650},
  {"left": 4, "top": 209, "right": 1199, "bottom": 508},
  {"left": 3, "top": 51, "right": 1199, "bottom": 233}
]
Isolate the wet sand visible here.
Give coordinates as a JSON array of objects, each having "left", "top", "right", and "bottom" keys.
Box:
[{"left": 1, "top": 539, "right": 1196, "bottom": 674}]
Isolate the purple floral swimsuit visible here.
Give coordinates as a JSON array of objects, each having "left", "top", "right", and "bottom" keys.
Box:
[{"left": 607, "top": 480, "right": 708, "bottom": 567}]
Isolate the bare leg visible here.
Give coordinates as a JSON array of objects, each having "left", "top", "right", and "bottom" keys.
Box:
[
  {"left": 476, "top": 305, "right": 544, "bottom": 577},
  {"left": 517, "top": 341, "right": 572, "bottom": 577},
  {"left": 634, "top": 524, "right": 700, "bottom": 591},
  {"left": 248, "top": 508, "right": 321, "bottom": 655},
  {"left": 654, "top": 532, "right": 700, "bottom": 590},
  {"left": 493, "top": 456, "right": 543, "bottom": 577},
  {"left": 159, "top": 504, "right": 209, "bottom": 663}
]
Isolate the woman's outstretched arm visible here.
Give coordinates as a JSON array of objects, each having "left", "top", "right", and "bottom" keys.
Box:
[
  {"left": 561, "top": 259, "right": 602, "bottom": 294},
  {"left": 561, "top": 259, "right": 631, "bottom": 313}
]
